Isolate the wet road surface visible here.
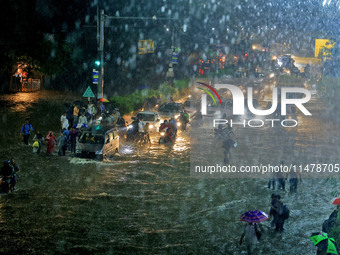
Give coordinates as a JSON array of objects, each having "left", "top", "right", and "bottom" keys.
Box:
[{"left": 0, "top": 91, "right": 339, "bottom": 254}]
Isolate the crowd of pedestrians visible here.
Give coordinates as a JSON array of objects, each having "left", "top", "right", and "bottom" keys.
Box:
[{"left": 19, "top": 100, "right": 121, "bottom": 157}]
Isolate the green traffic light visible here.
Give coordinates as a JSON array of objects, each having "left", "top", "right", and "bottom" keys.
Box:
[{"left": 95, "top": 60, "right": 101, "bottom": 66}]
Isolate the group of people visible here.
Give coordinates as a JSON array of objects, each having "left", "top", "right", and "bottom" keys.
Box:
[
  {"left": 20, "top": 100, "right": 123, "bottom": 156},
  {"left": 0, "top": 158, "right": 19, "bottom": 193},
  {"left": 61, "top": 101, "right": 121, "bottom": 131},
  {"left": 267, "top": 161, "right": 302, "bottom": 193},
  {"left": 158, "top": 111, "right": 190, "bottom": 143},
  {"left": 240, "top": 194, "right": 290, "bottom": 255}
]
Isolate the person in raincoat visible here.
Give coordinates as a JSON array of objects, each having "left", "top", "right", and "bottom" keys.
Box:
[
  {"left": 45, "top": 131, "right": 56, "bottom": 155},
  {"left": 33, "top": 130, "right": 44, "bottom": 154},
  {"left": 32, "top": 140, "right": 39, "bottom": 153},
  {"left": 240, "top": 222, "right": 262, "bottom": 255}
]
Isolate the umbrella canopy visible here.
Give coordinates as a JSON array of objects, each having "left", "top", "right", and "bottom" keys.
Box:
[
  {"left": 331, "top": 198, "right": 340, "bottom": 205},
  {"left": 240, "top": 210, "right": 268, "bottom": 223},
  {"left": 97, "top": 98, "right": 109, "bottom": 102},
  {"left": 310, "top": 232, "right": 339, "bottom": 254}
]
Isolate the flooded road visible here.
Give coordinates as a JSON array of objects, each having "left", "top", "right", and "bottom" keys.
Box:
[{"left": 0, "top": 91, "right": 339, "bottom": 254}]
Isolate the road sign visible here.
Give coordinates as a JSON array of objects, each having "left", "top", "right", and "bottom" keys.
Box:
[
  {"left": 93, "top": 69, "right": 99, "bottom": 84},
  {"left": 138, "top": 39, "right": 155, "bottom": 54},
  {"left": 83, "top": 86, "right": 95, "bottom": 98},
  {"left": 172, "top": 52, "right": 178, "bottom": 64}
]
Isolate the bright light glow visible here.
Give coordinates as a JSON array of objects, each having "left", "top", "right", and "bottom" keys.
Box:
[
  {"left": 323, "top": 0, "right": 327, "bottom": 6},
  {"left": 177, "top": 122, "right": 181, "bottom": 127},
  {"left": 269, "top": 73, "right": 275, "bottom": 78},
  {"left": 149, "top": 124, "right": 154, "bottom": 129},
  {"left": 160, "top": 132, "right": 165, "bottom": 136}
]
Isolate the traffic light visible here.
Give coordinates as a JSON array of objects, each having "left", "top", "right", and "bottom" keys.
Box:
[{"left": 95, "top": 60, "right": 101, "bottom": 66}]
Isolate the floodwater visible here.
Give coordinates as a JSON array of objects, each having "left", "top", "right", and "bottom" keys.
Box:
[{"left": 0, "top": 90, "right": 339, "bottom": 254}]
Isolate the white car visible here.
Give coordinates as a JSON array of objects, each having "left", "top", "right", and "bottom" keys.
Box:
[{"left": 133, "top": 111, "right": 161, "bottom": 133}]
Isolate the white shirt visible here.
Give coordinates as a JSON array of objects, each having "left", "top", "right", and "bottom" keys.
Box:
[
  {"left": 61, "top": 115, "right": 68, "bottom": 128},
  {"left": 62, "top": 118, "right": 69, "bottom": 130},
  {"left": 87, "top": 104, "right": 93, "bottom": 115},
  {"left": 78, "top": 115, "right": 87, "bottom": 125},
  {"left": 138, "top": 122, "right": 144, "bottom": 132}
]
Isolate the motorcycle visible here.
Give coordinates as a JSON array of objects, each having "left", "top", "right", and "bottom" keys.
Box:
[
  {"left": 0, "top": 177, "right": 11, "bottom": 194},
  {"left": 159, "top": 129, "right": 176, "bottom": 144}
]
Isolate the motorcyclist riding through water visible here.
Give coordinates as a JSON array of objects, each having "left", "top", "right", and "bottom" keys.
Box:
[
  {"left": 159, "top": 120, "right": 174, "bottom": 143},
  {"left": 179, "top": 110, "right": 189, "bottom": 130}
]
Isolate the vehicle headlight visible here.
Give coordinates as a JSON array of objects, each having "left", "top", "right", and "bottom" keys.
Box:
[
  {"left": 128, "top": 125, "right": 133, "bottom": 129},
  {"left": 149, "top": 124, "right": 154, "bottom": 129},
  {"left": 269, "top": 73, "right": 275, "bottom": 78},
  {"left": 175, "top": 114, "right": 179, "bottom": 119},
  {"left": 177, "top": 122, "right": 181, "bottom": 127},
  {"left": 160, "top": 132, "right": 165, "bottom": 136}
]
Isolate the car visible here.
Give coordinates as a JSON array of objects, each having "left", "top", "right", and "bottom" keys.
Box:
[
  {"left": 132, "top": 111, "right": 161, "bottom": 133},
  {"left": 75, "top": 125, "right": 119, "bottom": 160},
  {"left": 157, "top": 103, "right": 184, "bottom": 121}
]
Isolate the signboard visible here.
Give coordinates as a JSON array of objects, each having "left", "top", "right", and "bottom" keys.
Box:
[
  {"left": 315, "top": 39, "right": 335, "bottom": 58},
  {"left": 138, "top": 39, "right": 155, "bottom": 54},
  {"left": 172, "top": 52, "right": 178, "bottom": 64},
  {"left": 83, "top": 86, "right": 95, "bottom": 98},
  {"left": 93, "top": 69, "right": 99, "bottom": 84}
]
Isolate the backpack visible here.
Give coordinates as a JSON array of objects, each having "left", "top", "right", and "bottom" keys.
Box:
[{"left": 281, "top": 205, "right": 290, "bottom": 220}]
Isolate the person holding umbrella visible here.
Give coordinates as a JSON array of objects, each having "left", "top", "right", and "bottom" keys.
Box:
[
  {"left": 324, "top": 199, "right": 340, "bottom": 233},
  {"left": 240, "top": 210, "right": 267, "bottom": 255}
]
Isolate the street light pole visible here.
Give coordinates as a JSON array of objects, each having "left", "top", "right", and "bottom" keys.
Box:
[
  {"left": 97, "top": 13, "right": 180, "bottom": 98},
  {"left": 98, "top": 9, "right": 105, "bottom": 99}
]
